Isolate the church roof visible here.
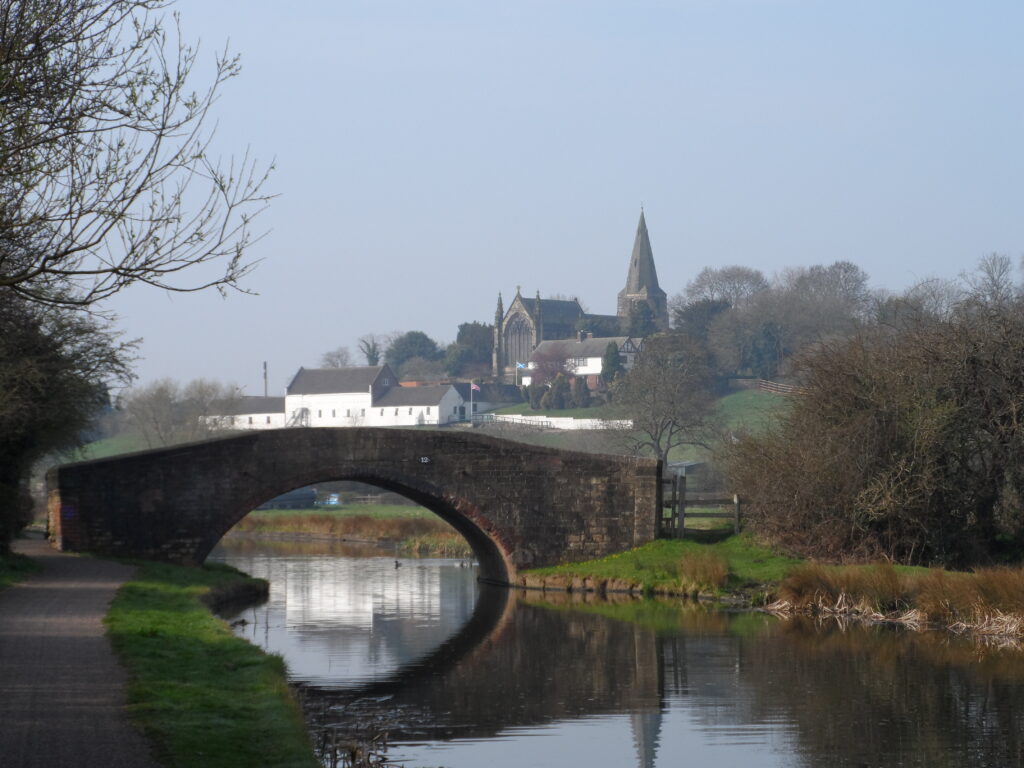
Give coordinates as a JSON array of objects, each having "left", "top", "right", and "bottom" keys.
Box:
[
  {"left": 287, "top": 366, "right": 389, "bottom": 395},
  {"left": 532, "top": 336, "right": 630, "bottom": 359},
  {"left": 621, "top": 210, "right": 664, "bottom": 297},
  {"left": 516, "top": 296, "right": 585, "bottom": 325}
]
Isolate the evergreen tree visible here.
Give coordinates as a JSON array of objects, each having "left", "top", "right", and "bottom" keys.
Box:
[{"left": 601, "top": 343, "right": 625, "bottom": 384}]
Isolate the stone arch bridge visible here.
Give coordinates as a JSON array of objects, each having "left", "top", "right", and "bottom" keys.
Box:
[{"left": 47, "top": 428, "right": 660, "bottom": 584}]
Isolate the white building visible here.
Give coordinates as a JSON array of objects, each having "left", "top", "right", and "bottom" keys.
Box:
[
  {"left": 521, "top": 335, "right": 641, "bottom": 388},
  {"left": 283, "top": 366, "right": 465, "bottom": 427},
  {"left": 219, "top": 396, "right": 287, "bottom": 429}
]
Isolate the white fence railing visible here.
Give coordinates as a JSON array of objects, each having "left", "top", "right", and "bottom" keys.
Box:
[{"left": 473, "top": 413, "right": 632, "bottom": 431}]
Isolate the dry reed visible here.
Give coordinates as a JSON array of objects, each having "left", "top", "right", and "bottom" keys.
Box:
[
  {"left": 772, "top": 562, "right": 1024, "bottom": 639},
  {"left": 678, "top": 551, "right": 729, "bottom": 593}
]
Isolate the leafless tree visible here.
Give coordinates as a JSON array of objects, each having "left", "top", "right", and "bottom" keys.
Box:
[
  {"left": 0, "top": 0, "right": 273, "bottom": 307},
  {"left": 612, "top": 333, "right": 717, "bottom": 464},
  {"left": 320, "top": 346, "right": 352, "bottom": 368},
  {"left": 358, "top": 334, "right": 383, "bottom": 366},
  {"left": 122, "top": 377, "right": 240, "bottom": 448}
]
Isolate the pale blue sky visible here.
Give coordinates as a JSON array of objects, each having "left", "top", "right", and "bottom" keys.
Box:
[{"left": 107, "top": 1, "right": 1024, "bottom": 393}]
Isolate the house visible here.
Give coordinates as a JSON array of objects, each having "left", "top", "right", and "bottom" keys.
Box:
[
  {"left": 283, "top": 365, "right": 465, "bottom": 427},
  {"left": 218, "top": 396, "right": 287, "bottom": 429},
  {"left": 521, "top": 335, "right": 641, "bottom": 388}
]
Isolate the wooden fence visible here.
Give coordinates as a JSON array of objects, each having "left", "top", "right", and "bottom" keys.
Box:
[{"left": 659, "top": 475, "right": 741, "bottom": 538}]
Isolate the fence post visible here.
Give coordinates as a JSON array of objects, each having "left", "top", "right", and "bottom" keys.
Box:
[
  {"left": 678, "top": 475, "right": 687, "bottom": 539},
  {"left": 733, "top": 493, "right": 742, "bottom": 533}
]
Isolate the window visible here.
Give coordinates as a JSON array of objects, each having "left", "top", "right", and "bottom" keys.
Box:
[
  {"left": 426, "top": 407, "right": 431, "bottom": 415},
  {"left": 380, "top": 409, "right": 384, "bottom": 416},
  {"left": 408, "top": 407, "right": 413, "bottom": 415},
  {"left": 248, "top": 416, "right": 253, "bottom": 424},
  {"left": 453, "top": 406, "right": 458, "bottom": 414},
  {"left": 332, "top": 409, "right": 336, "bottom": 417},
  {"left": 361, "top": 409, "right": 365, "bottom": 416},
  {"left": 395, "top": 408, "right": 399, "bottom": 416},
  {"left": 266, "top": 416, "right": 271, "bottom": 424},
  {"left": 346, "top": 409, "right": 351, "bottom": 417},
  {"left": 317, "top": 410, "right": 322, "bottom": 418}
]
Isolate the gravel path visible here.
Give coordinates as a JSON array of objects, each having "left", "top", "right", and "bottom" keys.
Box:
[{"left": 0, "top": 533, "right": 161, "bottom": 768}]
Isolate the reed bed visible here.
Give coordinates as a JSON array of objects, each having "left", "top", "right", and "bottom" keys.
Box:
[
  {"left": 229, "top": 513, "right": 453, "bottom": 542},
  {"left": 399, "top": 532, "right": 473, "bottom": 558},
  {"left": 770, "top": 563, "right": 1024, "bottom": 638},
  {"left": 677, "top": 551, "right": 730, "bottom": 594}
]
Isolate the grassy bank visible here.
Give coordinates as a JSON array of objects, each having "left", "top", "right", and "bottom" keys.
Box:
[
  {"left": 106, "top": 560, "right": 317, "bottom": 768},
  {"left": 519, "top": 535, "right": 800, "bottom": 600},
  {"left": 0, "top": 550, "right": 40, "bottom": 589},
  {"left": 229, "top": 506, "right": 473, "bottom": 558}
]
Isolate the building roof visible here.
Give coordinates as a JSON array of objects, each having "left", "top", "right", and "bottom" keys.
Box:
[
  {"left": 287, "top": 366, "right": 387, "bottom": 395},
  {"left": 516, "top": 296, "right": 585, "bottom": 325},
  {"left": 216, "top": 396, "right": 285, "bottom": 415},
  {"left": 620, "top": 210, "right": 665, "bottom": 297},
  {"left": 531, "top": 336, "right": 630, "bottom": 360},
  {"left": 375, "top": 384, "right": 459, "bottom": 407}
]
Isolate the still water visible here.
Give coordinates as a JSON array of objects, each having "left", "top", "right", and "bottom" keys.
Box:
[{"left": 209, "top": 539, "right": 1024, "bottom": 768}]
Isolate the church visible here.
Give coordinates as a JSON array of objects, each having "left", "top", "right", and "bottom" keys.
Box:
[{"left": 491, "top": 210, "right": 669, "bottom": 380}]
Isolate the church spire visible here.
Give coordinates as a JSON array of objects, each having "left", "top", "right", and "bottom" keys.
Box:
[
  {"left": 617, "top": 209, "right": 669, "bottom": 332},
  {"left": 625, "top": 209, "right": 660, "bottom": 295}
]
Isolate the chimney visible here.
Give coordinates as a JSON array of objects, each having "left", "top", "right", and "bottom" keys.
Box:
[{"left": 578, "top": 330, "right": 586, "bottom": 342}]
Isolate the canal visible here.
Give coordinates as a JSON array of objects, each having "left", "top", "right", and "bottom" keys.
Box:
[{"left": 209, "top": 538, "right": 1024, "bottom": 768}]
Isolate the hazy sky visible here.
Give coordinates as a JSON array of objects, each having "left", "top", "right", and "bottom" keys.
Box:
[{"left": 106, "top": 0, "right": 1024, "bottom": 394}]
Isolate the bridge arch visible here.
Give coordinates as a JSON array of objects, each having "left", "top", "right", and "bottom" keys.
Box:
[{"left": 48, "top": 428, "right": 659, "bottom": 583}]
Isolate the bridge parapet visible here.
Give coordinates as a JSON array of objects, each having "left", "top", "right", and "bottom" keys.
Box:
[{"left": 47, "top": 428, "right": 660, "bottom": 583}]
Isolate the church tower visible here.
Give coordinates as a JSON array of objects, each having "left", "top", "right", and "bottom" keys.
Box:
[{"left": 617, "top": 210, "right": 669, "bottom": 332}]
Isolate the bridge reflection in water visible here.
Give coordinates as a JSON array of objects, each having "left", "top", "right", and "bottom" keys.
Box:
[{"left": 213, "top": 543, "right": 1024, "bottom": 768}]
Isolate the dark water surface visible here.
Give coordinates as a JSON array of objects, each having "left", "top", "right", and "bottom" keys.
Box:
[{"left": 209, "top": 539, "right": 1024, "bottom": 768}]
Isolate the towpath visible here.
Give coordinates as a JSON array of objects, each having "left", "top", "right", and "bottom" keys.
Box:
[{"left": 0, "top": 532, "right": 161, "bottom": 768}]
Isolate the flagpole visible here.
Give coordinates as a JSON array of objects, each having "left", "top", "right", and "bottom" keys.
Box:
[{"left": 470, "top": 381, "right": 474, "bottom": 422}]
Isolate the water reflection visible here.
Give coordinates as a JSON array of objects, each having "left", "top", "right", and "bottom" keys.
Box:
[{"left": 211, "top": 540, "right": 1024, "bottom": 768}]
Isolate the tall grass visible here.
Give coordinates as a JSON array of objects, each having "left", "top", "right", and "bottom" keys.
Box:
[
  {"left": 230, "top": 513, "right": 454, "bottom": 541},
  {"left": 776, "top": 563, "right": 1024, "bottom": 637}
]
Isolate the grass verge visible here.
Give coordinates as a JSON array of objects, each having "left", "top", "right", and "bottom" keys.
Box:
[
  {"left": 0, "top": 550, "right": 40, "bottom": 590},
  {"left": 106, "top": 560, "right": 317, "bottom": 768},
  {"left": 519, "top": 534, "right": 800, "bottom": 600}
]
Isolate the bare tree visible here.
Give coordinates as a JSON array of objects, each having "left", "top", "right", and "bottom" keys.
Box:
[
  {"left": 613, "top": 333, "right": 717, "bottom": 464},
  {"left": 684, "top": 266, "right": 769, "bottom": 308},
  {"left": 122, "top": 377, "right": 240, "bottom": 448},
  {"left": 320, "top": 346, "right": 352, "bottom": 368},
  {"left": 0, "top": 0, "right": 273, "bottom": 307},
  {"left": 358, "top": 334, "right": 383, "bottom": 366}
]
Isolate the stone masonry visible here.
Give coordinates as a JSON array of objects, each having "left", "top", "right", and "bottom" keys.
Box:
[{"left": 47, "top": 428, "right": 660, "bottom": 584}]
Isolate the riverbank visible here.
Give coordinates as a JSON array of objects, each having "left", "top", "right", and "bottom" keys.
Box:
[
  {"left": 518, "top": 534, "right": 799, "bottom": 603},
  {"left": 227, "top": 506, "right": 472, "bottom": 558},
  {"left": 520, "top": 534, "right": 1024, "bottom": 640},
  {"left": 106, "top": 560, "right": 318, "bottom": 768}
]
